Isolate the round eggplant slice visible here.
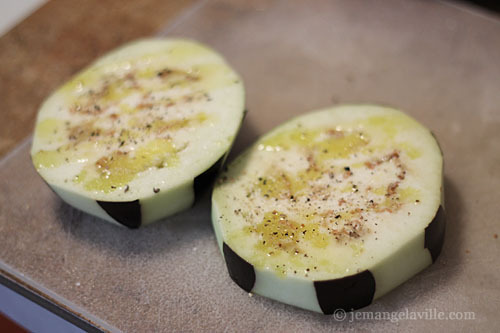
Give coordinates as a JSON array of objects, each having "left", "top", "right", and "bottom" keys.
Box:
[
  {"left": 31, "top": 38, "right": 245, "bottom": 228},
  {"left": 212, "top": 105, "right": 444, "bottom": 313}
]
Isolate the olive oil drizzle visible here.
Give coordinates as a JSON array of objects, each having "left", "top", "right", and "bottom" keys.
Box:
[
  {"left": 222, "top": 117, "right": 423, "bottom": 277},
  {"left": 32, "top": 57, "right": 230, "bottom": 193}
]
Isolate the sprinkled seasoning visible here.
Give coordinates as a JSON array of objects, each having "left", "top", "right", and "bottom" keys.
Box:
[
  {"left": 30, "top": 42, "right": 235, "bottom": 196},
  {"left": 218, "top": 113, "right": 428, "bottom": 278}
]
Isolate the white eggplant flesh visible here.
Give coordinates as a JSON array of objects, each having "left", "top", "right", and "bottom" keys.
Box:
[
  {"left": 31, "top": 38, "right": 245, "bottom": 228},
  {"left": 212, "top": 105, "right": 445, "bottom": 313}
]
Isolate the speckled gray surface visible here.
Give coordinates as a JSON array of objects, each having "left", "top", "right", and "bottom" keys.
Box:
[{"left": 1, "top": 0, "right": 500, "bottom": 331}]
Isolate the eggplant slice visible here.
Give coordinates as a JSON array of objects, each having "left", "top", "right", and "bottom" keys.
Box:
[
  {"left": 31, "top": 38, "right": 245, "bottom": 227},
  {"left": 212, "top": 105, "right": 445, "bottom": 313}
]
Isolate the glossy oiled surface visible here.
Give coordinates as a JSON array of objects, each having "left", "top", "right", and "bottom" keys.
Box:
[{"left": 1, "top": 0, "right": 499, "bottom": 331}]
